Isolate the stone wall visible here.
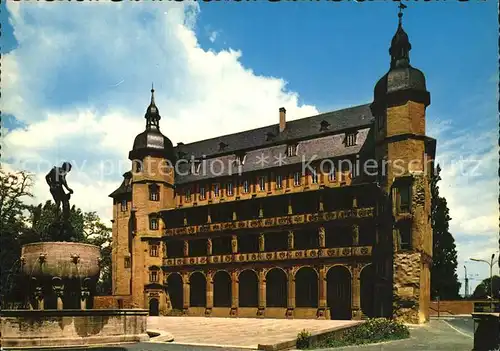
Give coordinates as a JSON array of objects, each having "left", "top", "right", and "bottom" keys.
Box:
[
  {"left": 0, "top": 309, "right": 149, "bottom": 349},
  {"left": 429, "top": 300, "right": 475, "bottom": 316},
  {"left": 94, "top": 295, "right": 135, "bottom": 309}
]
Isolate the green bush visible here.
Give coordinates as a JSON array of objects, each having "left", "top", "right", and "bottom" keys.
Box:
[
  {"left": 296, "top": 329, "right": 312, "bottom": 349},
  {"left": 318, "top": 318, "right": 410, "bottom": 348}
]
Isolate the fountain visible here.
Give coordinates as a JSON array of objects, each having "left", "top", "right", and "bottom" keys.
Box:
[{"left": 0, "top": 163, "right": 149, "bottom": 349}]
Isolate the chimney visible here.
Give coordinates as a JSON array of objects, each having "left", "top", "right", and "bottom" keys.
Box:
[{"left": 279, "top": 107, "right": 286, "bottom": 133}]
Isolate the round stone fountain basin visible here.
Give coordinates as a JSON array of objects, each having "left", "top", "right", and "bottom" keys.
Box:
[{"left": 22, "top": 242, "right": 100, "bottom": 279}]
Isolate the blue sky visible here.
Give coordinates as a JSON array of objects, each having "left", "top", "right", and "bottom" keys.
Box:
[{"left": 1, "top": 1, "right": 498, "bottom": 294}]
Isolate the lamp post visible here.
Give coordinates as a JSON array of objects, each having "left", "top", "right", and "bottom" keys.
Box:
[{"left": 470, "top": 254, "right": 498, "bottom": 312}]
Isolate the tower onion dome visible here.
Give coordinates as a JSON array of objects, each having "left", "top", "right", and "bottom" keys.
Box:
[
  {"left": 372, "top": 8, "right": 430, "bottom": 112},
  {"left": 129, "top": 87, "right": 175, "bottom": 161}
]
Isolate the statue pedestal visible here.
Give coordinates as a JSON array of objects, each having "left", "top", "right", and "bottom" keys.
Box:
[{"left": 472, "top": 312, "right": 499, "bottom": 351}]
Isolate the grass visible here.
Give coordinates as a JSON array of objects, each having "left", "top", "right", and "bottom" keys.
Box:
[{"left": 296, "top": 318, "right": 410, "bottom": 349}]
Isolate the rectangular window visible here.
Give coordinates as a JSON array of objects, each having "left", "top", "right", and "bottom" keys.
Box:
[
  {"left": 287, "top": 144, "right": 297, "bottom": 157},
  {"left": 227, "top": 182, "right": 233, "bottom": 196},
  {"left": 259, "top": 176, "right": 266, "bottom": 192},
  {"left": 149, "top": 184, "right": 160, "bottom": 201},
  {"left": 346, "top": 132, "right": 357, "bottom": 147},
  {"left": 214, "top": 183, "right": 220, "bottom": 197},
  {"left": 243, "top": 180, "right": 249, "bottom": 193},
  {"left": 150, "top": 270, "right": 158, "bottom": 283},
  {"left": 120, "top": 199, "right": 127, "bottom": 212},
  {"left": 150, "top": 244, "right": 159, "bottom": 257},
  {"left": 398, "top": 186, "right": 411, "bottom": 213},
  {"left": 185, "top": 188, "right": 191, "bottom": 202},
  {"left": 124, "top": 257, "right": 131, "bottom": 268},
  {"left": 199, "top": 185, "right": 205, "bottom": 200},
  {"left": 329, "top": 166, "right": 336, "bottom": 181},
  {"left": 399, "top": 224, "right": 412, "bottom": 250},
  {"left": 150, "top": 218, "right": 159, "bottom": 230},
  {"left": 293, "top": 172, "right": 301, "bottom": 186},
  {"left": 311, "top": 168, "right": 318, "bottom": 184},
  {"left": 276, "top": 174, "right": 283, "bottom": 189}
]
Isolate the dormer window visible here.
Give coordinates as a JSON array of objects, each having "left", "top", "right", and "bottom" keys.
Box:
[
  {"left": 242, "top": 180, "right": 250, "bottom": 193},
  {"left": 345, "top": 132, "right": 357, "bottom": 147},
  {"left": 219, "top": 142, "right": 228, "bottom": 151},
  {"left": 120, "top": 199, "right": 128, "bottom": 212},
  {"left": 287, "top": 144, "right": 298, "bottom": 157},
  {"left": 234, "top": 152, "right": 246, "bottom": 166},
  {"left": 149, "top": 184, "right": 160, "bottom": 201},
  {"left": 213, "top": 183, "right": 220, "bottom": 197},
  {"left": 190, "top": 159, "right": 201, "bottom": 175},
  {"left": 185, "top": 188, "right": 192, "bottom": 202},
  {"left": 320, "top": 120, "right": 330, "bottom": 131}
]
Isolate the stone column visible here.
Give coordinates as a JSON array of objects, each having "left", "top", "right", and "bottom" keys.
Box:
[
  {"left": 182, "top": 272, "right": 190, "bottom": 315},
  {"left": 230, "top": 270, "right": 239, "bottom": 316},
  {"left": 317, "top": 265, "right": 327, "bottom": 319},
  {"left": 231, "top": 235, "right": 238, "bottom": 254},
  {"left": 257, "top": 269, "right": 266, "bottom": 317},
  {"left": 183, "top": 240, "right": 189, "bottom": 257},
  {"left": 163, "top": 241, "right": 168, "bottom": 259},
  {"left": 207, "top": 238, "right": 213, "bottom": 256},
  {"left": 352, "top": 224, "right": 359, "bottom": 246},
  {"left": 288, "top": 231, "right": 294, "bottom": 250},
  {"left": 286, "top": 268, "right": 295, "bottom": 318},
  {"left": 258, "top": 202, "right": 264, "bottom": 218},
  {"left": 207, "top": 208, "right": 212, "bottom": 224},
  {"left": 319, "top": 194, "right": 324, "bottom": 212},
  {"left": 287, "top": 197, "right": 293, "bottom": 215},
  {"left": 318, "top": 226, "right": 326, "bottom": 248},
  {"left": 205, "top": 271, "right": 214, "bottom": 316},
  {"left": 351, "top": 265, "right": 361, "bottom": 320},
  {"left": 232, "top": 211, "right": 237, "bottom": 221},
  {"left": 259, "top": 233, "right": 265, "bottom": 252}
]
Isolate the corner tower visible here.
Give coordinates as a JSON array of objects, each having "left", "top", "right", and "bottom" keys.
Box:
[
  {"left": 110, "top": 88, "right": 175, "bottom": 311},
  {"left": 371, "top": 6, "right": 435, "bottom": 324}
]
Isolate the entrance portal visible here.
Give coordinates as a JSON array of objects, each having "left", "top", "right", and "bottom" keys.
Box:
[{"left": 327, "top": 266, "right": 351, "bottom": 320}]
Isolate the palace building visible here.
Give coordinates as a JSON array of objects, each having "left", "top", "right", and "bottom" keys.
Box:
[{"left": 109, "top": 12, "right": 435, "bottom": 324}]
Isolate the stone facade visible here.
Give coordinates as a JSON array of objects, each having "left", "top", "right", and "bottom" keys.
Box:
[{"left": 109, "top": 15, "right": 435, "bottom": 324}]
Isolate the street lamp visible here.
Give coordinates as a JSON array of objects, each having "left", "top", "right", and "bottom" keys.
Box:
[{"left": 470, "top": 254, "right": 498, "bottom": 312}]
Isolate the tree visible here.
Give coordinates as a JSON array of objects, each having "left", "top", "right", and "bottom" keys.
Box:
[
  {"left": 430, "top": 164, "right": 461, "bottom": 299},
  {"left": 0, "top": 170, "right": 34, "bottom": 308},
  {"left": 472, "top": 275, "right": 500, "bottom": 300}
]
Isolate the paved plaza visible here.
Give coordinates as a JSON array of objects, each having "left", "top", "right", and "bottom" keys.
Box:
[{"left": 147, "top": 316, "right": 362, "bottom": 349}]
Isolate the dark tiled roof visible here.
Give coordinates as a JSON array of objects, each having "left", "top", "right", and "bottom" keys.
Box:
[
  {"left": 176, "top": 127, "right": 372, "bottom": 184},
  {"left": 109, "top": 172, "right": 132, "bottom": 198},
  {"left": 174, "top": 104, "right": 374, "bottom": 159},
  {"left": 173, "top": 104, "right": 375, "bottom": 184}
]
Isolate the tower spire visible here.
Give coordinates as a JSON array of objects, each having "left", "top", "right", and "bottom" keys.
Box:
[
  {"left": 389, "top": 2, "right": 411, "bottom": 69},
  {"left": 145, "top": 85, "right": 160, "bottom": 130}
]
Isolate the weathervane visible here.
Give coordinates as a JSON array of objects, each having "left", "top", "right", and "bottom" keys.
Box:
[{"left": 398, "top": 1, "right": 407, "bottom": 25}]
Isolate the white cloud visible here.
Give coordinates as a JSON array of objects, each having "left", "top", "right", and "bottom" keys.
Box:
[
  {"left": 209, "top": 31, "right": 219, "bottom": 43},
  {"left": 3, "top": 2, "right": 317, "bottom": 223},
  {"left": 3, "top": 1, "right": 497, "bottom": 295}
]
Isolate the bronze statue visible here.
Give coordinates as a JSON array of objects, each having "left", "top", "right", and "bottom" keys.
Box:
[{"left": 46, "top": 162, "right": 74, "bottom": 219}]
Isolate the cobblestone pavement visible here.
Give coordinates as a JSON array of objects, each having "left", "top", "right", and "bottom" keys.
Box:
[{"left": 147, "top": 316, "right": 362, "bottom": 349}]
